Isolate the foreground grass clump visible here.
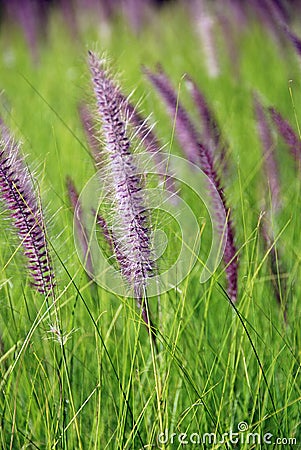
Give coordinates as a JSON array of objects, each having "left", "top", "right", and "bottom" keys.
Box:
[{"left": 0, "top": 1, "right": 301, "bottom": 448}]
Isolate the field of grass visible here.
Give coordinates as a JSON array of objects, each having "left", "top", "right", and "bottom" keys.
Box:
[{"left": 0, "top": 2, "right": 301, "bottom": 449}]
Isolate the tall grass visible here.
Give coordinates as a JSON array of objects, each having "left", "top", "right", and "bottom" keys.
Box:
[{"left": 0, "top": 2, "right": 300, "bottom": 449}]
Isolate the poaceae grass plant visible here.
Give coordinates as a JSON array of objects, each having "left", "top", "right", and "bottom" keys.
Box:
[{"left": 0, "top": 1, "right": 301, "bottom": 449}]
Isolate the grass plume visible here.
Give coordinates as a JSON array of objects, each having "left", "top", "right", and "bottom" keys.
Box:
[
  {"left": 145, "top": 67, "right": 238, "bottom": 301},
  {"left": 88, "top": 51, "right": 156, "bottom": 336},
  {"left": 0, "top": 120, "right": 54, "bottom": 298}
]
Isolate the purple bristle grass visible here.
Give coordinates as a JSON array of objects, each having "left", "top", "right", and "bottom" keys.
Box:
[
  {"left": 0, "top": 121, "right": 54, "bottom": 297},
  {"left": 88, "top": 51, "right": 156, "bottom": 339},
  {"left": 145, "top": 67, "right": 238, "bottom": 301}
]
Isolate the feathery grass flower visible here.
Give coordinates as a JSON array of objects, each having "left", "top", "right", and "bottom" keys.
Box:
[
  {"left": 145, "top": 67, "right": 238, "bottom": 301},
  {"left": 0, "top": 120, "right": 54, "bottom": 297},
  {"left": 88, "top": 51, "right": 155, "bottom": 330}
]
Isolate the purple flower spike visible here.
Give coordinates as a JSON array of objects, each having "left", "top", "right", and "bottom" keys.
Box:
[
  {"left": 0, "top": 121, "right": 54, "bottom": 297},
  {"left": 253, "top": 94, "right": 281, "bottom": 212},
  {"left": 269, "top": 107, "right": 301, "bottom": 168},
  {"left": 88, "top": 51, "right": 156, "bottom": 338},
  {"left": 145, "top": 67, "right": 238, "bottom": 301}
]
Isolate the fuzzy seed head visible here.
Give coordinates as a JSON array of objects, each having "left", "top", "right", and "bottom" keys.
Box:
[
  {"left": 89, "top": 51, "right": 153, "bottom": 298},
  {"left": 0, "top": 124, "right": 54, "bottom": 297}
]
